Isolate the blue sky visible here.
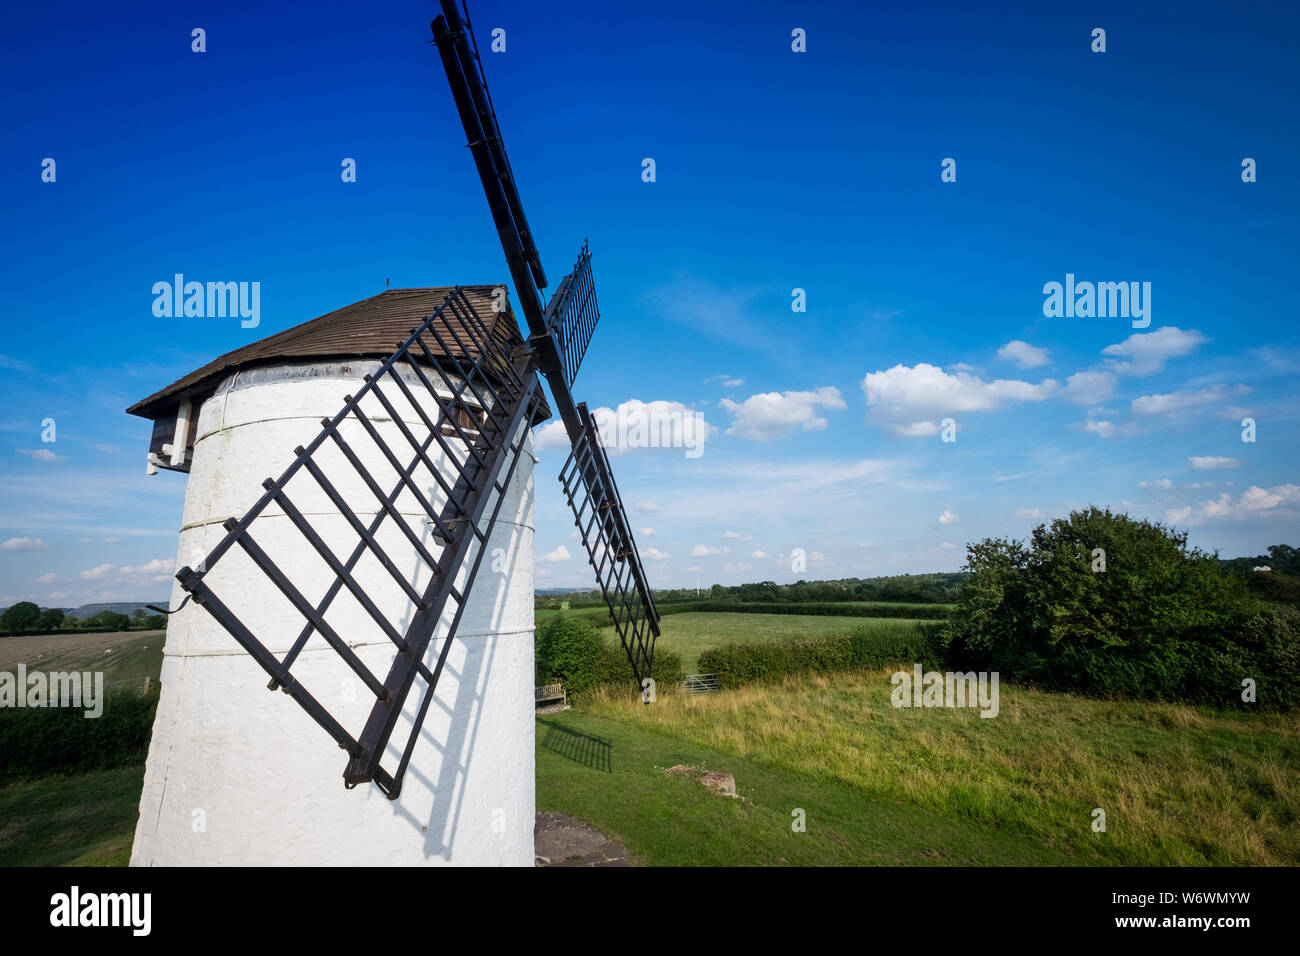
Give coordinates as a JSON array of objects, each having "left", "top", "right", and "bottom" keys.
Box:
[{"left": 2, "top": 0, "right": 1298, "bottom": 604}]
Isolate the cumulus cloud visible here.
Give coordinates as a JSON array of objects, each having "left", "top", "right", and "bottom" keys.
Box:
[
  {"left": 938, "top": 509, "right": 959, "bottom": 525},
  {"left": 997, "top": 340, "right": 1051, "bottom": 369},
  {"left": 1103, "top": 327, "right": 1208, "bottom": 376},
  {"left": 533, "top": 399, "right": 712, "bottom": 456},
  {"left": 691, "top": 544, "right": 729, "bottom": 557},
  {"left": 1061, "top": 370, "right": 1117, "bottom": 405},
  {"left": 635, "top": 501, "right": 659, "bottom": 514},
  {"left": 643, "top": 548, "right": 671, "bottom": 560},
  {"left": 0, "top": 536, "right": 47, "bottom": 552},
  {"left": 1130, "top": 384, "right": 1246, "bottom": 417},
  {"left": 751, "top": 550, "right": 768, "bottom": 559},
  {"left": 1189, "top": 456, "right": 1242, "bottom": 470},
  {"left": 862, "top": 363, "right": 1057, "bottom": 435},
  {"left": 541, "top": 545, "right": 570, "bottom": 562},
  {"left": 34, "top": 572, "right": 57, "bottom": 583},
  {"left": 1081, "top": 419, "right": 1141, "bottom": 438},
  {"left": 1014, "top": 508, "right": 1043, "bottom": 519},
  {"left": 1140, "top": 478, "right": 1173, "bottom": 490},
  {"left": 639, "top": 527, "right": 655, "bottom": 536},
  {"left": 79, "top": 563, "right": 115, "bottom": 580},
  {"left": 1166, "top": 484, "right": 1300, "bottom": 526},
  {"left": 720, "top": 387, "right": 846, "bottom": 440}
]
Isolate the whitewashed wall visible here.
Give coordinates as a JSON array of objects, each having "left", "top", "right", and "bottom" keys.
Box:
[{"left": 130, "top": 360, "right": 536, "bottom": 866}]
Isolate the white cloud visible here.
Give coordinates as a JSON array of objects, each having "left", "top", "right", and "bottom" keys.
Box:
[
  {"left": 1081, "top": 419, "right": 1140, "bottom": 438},
  {"left": 938, "top": 509, "right": 959, "bottom": 525},
  {"left": 685, "top": 565, "right": 704, "bottom": 573},
  {"left": 751, "top": 549, "right": 768, "bottom": 559},
  {"left": 635, "top": 501, "right": 659, "bottom": 514},
  {"left": 1166, "top": 484, "right": 1300, "bottom": 526},
  {"left": 1189, "top": 456, "right": 1242, "bottom": 470},
  {"left": 722, "top": 531, "right": 743, "bottom": 539},
  {"left": 707, "top": 373, "right": 745, "bottom": 388},
  {"left": 997, "top": 340, "right": 1050, "bottom": 369},
  {"left": 940, "top": 541, "right": 958, "bottom": 550},
  {"left": 15, "top": 448, "right": 61, "bottom": 462},
  {"left": 1130, "top": 384, "right": 1245, "bottom": 417},
  {"left": 1140, "top": 478, "right": 1173, "bottom": 490},
  {"left": 720, "top": 387, "right": 846, "bottom": 440},
  {"left": 104, "top": 537, "right": 121, "bottom": 545},
  {"left": 891, "top": 421, "right": 940, "bottom": 438},
  {"left": 1, "top": 536, "right": 47, "bottom": 551},
  {"left": 34, "top": 572, "right": 56, "bottom": 583},
  {"left": 533, "top": 399, "right": 713, "bottom": 455},
  {"left": 643, "top": 548, "right": 671, "bottom": 560},
  {"left": 862, "top": 363, "right": 1057, "bottom": 435},
  {"left": 1103, "top": 327, "right": 1208, "bottom": 376},
  {"left": 45, "top": 591, "right": 69, "bottom": 601},
  {"left": 541, "top": 545, "right": 570, "bottom": 562},
  {"left": 1014, "top": 508, "right": 1043, "bottom": 519},
  {"left": 1061, "top": 370, "right": 1117, "bottom": 405},
  {"left": 639, "top": 527, "right": 655, "bottom": 536},
  {"left": 79, "top": 563, "right": 115, "bottom": 580},
  {"left": 691, "top": 544, "right": 729, "bottom": 557}
]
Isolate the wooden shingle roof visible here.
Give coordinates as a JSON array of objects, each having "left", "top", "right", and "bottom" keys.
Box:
[{"left": 127, "top": 286, "right": 549, "bottom": 422}]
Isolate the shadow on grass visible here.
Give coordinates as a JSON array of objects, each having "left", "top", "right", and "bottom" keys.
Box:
[{"left": 539, "top": 719, "right": 612, "bottom": 772}]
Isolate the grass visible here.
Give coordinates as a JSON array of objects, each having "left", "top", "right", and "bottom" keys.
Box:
[
  {"left": 0, "top": 630, "right": 164, "bottom": 691},
  {"left": 536, "top": 709, "right": 1083, "bottom": 865},
  {"left": 554, "top": 672, "right": 1299, "bottom": 866},
  {"left": 599, "top": 612, "right": 936, "bottom": 672},
  {"left": 0, "top": 766, "right": 144, "bottom": 866}
]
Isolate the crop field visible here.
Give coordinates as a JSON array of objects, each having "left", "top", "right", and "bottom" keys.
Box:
[
  {"left": 0, "top": 630, "right": 164, "bottom": 691},
  {"left": 598, "top": 612, "right": 936, "bottom": 672}
]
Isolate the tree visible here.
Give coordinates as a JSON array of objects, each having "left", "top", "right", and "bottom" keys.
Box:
[
  {"left": 0, "top": 601, "right": 41, "bottom": 633},
  {"left": 132, "top": 608, "right": 146, "bottom": 620},
  {"left": 145, "top": 614, "right": 166, "bottom": 630},
  {"left": 942, "top": 507, "right": 1271, "bottom": 703},
  {"left": 34, "top": 608, "right": 65, "bottom": 632},
  {"left": 86, "top": 610, "right": 131, "bottom": 631}
]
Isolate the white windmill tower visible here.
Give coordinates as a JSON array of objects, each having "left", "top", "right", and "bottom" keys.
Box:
[{"left": 125, "top": 0, "right": 660, "bottom": 866}]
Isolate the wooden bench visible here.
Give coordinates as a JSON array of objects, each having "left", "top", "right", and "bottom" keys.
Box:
[{"left": 535, "top": 683, "right": 567, "bottom": 707}]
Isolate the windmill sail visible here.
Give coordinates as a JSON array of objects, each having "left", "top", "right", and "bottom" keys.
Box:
[
  {"left": 433, "top": 0, "right": 660, "bottom": 685},
  {"left": 175, "top": 288, "right": 544, "bottom": 798}
]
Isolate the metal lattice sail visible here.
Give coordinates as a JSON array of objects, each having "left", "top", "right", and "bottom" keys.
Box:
[{"left": 171, "top": 0, "right": 659, "bottom": 800}]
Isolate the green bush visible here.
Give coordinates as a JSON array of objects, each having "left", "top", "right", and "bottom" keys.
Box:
[
  {"left": 941, "top": 507, "right": 1298, "bottom": 707},
  {"left": 0, "top": 688, "right": 158, "bottom": 781},
  {"left": 535, "top": 612, "right": 683, "bottom": 697},
  {"left": 535, "top": 613, "right": 604, "bottom": 695}
]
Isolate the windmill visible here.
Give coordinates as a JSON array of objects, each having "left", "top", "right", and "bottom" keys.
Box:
[{"left": 127, "top": 1, "right": 658, "bottom": 865}]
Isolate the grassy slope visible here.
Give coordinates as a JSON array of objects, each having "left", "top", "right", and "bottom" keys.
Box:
[
  {"left": 554, "top": 672, "right": 1299, "bottom": 866},
  {"left": 0, "top": 766, "right": 143, "bottom": 866},
  {"left": 599, "top": 612, "right": 936, "bottom": 672},
  {"left": 536, "top": 710, "right": 1081, "bottom": 865}
]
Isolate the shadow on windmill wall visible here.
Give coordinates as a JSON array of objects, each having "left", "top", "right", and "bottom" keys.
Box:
[
  {"left": 381, "top": 463, "right": 536, "bottom": 860},
  {"left": 538, "top": 719, "right": 612, "bottom": 774}
]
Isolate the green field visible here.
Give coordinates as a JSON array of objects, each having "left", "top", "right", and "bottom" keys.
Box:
[
  {"left": 535, "top": 672, "right": 1300, "bottom": 866},
  {"left": 0, "top": 766, "right": 143, "bottom": 866},
  {"left": 0, "top": 630, "right": 163, "bottom": 691},
  {"left": 599, "top": 612, "right": 935, "bottom": 672}
]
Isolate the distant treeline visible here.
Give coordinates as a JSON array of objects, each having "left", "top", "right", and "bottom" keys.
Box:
[
  {"left": 535, "top": 572, "right": 970, "bottom": 611},
  {"left": 0, "top": 603, "right": 166, "bottom": 636}
]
